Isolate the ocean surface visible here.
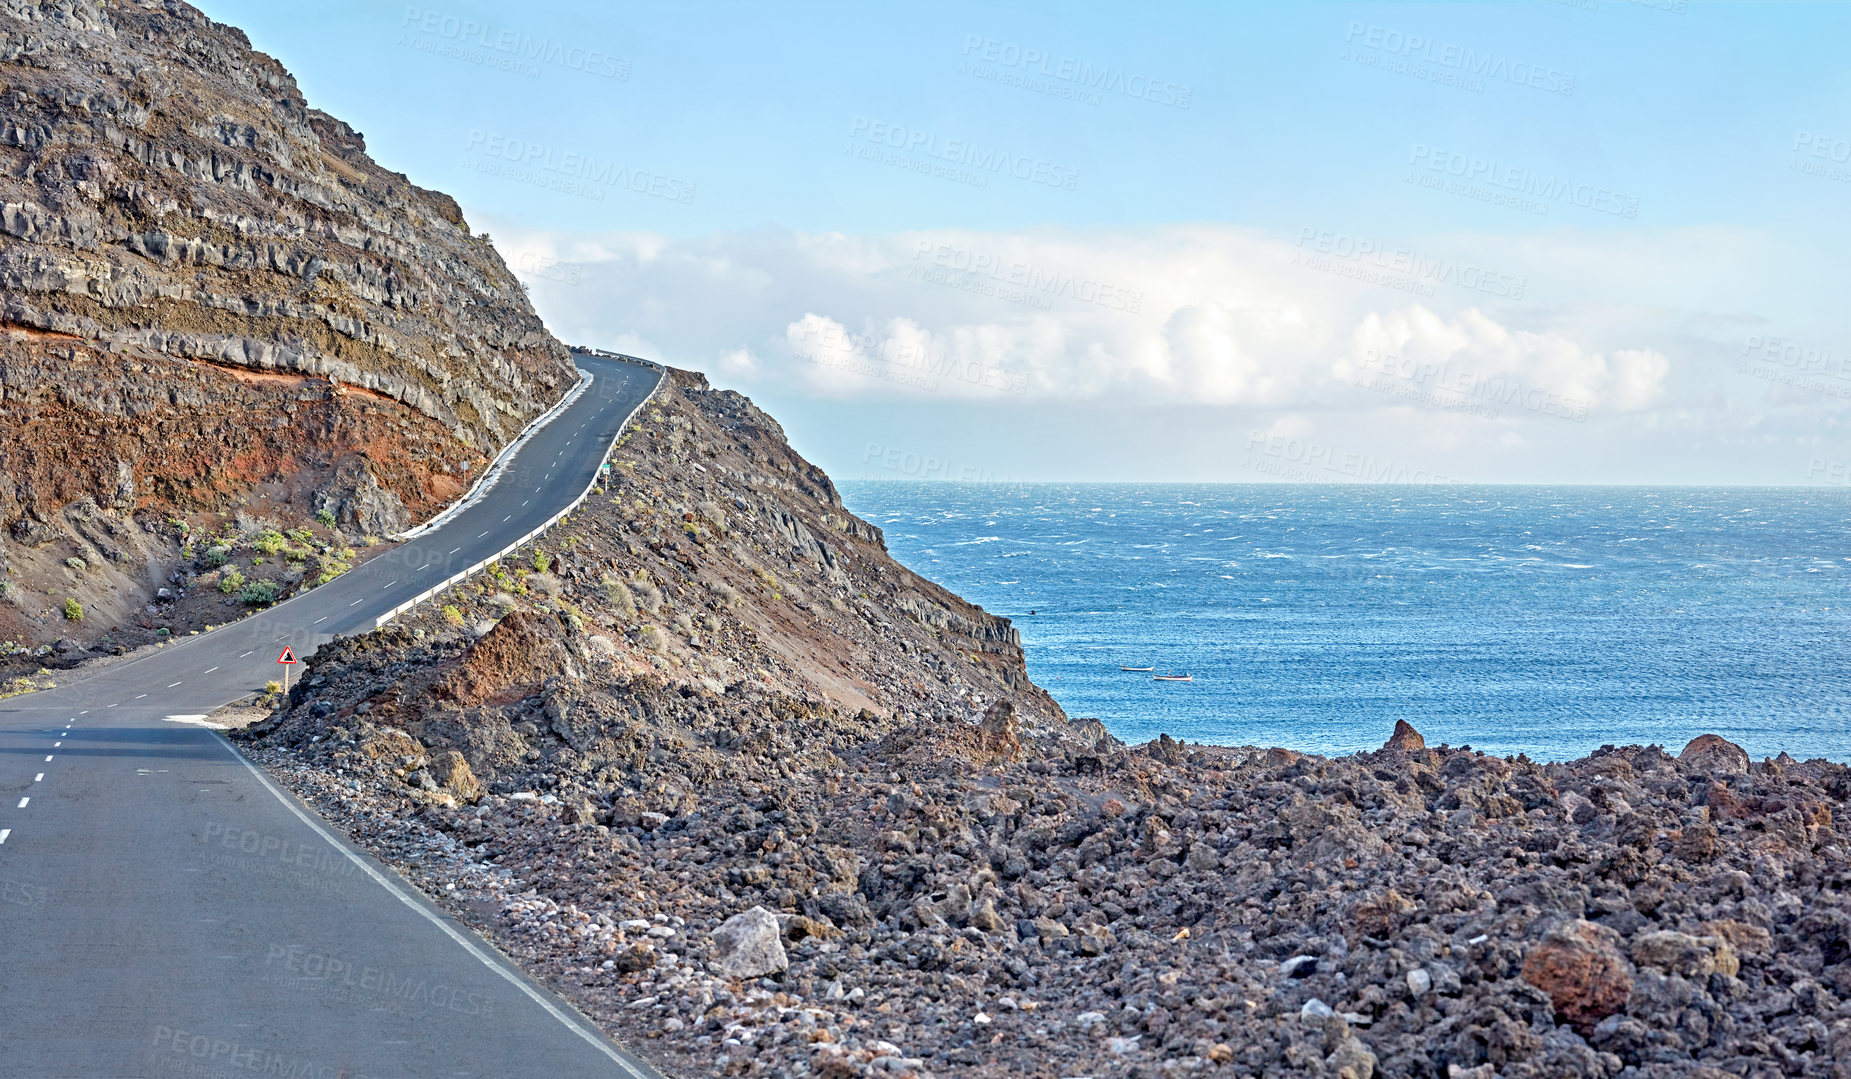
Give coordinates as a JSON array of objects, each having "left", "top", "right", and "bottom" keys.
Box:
[{"left": 837, "top": 483, "right": 1851, "bottom": 763}]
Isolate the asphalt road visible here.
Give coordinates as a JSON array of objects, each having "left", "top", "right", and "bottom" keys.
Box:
[{"left": 0, "top": 351, "right": 666, "bottom": 1078}]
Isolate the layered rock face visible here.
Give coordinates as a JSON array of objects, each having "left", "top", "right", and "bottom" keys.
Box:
[{"left": 0, "top": 0, "right": 575, "bottom": 647}]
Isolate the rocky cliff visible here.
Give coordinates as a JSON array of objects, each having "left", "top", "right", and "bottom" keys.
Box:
[{"left": 0, "top": 0, "right": 575, "bottom": 654}]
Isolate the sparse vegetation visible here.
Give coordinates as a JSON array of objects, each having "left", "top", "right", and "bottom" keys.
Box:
[
  {"left": 219, "top": 569, "right": 246, "bottom": 594},
  {"left": 442, "top": 605, "right": 465, "bottom": 626},
  {"left": 62, "top": 597, "right": 83, "bottom": 621},
  {"left": 633, "top": 579, "right": 663, "bottom": 614},
  {"left": 637, "top": 623, "right": 666, "bottom": 652},
  {"left": 601, "top": 575, "right": 637, "bottom": 617},
  {"left": 239, "top": 581, "right": 281, "bottom": 606},
  {"left": 64, "top": 556, "right": 87, "bottom": 573},
  {"left": 204, "top": 546, "right": 231, "bottom": 568},
  {"left": 532, "top": 549, "right": 551, "bottom": 574},
  {"left": 253, "top": 530, "right": 288, "bottom": 556}
]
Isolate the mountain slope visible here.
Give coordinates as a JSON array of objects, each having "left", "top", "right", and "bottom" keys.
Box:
[{"left": 0, "top": 0, "right": 575, "bottom": 654}]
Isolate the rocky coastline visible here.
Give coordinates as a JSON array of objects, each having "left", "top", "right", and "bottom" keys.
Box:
[{"left": 237, "top": 367, "right": 1851, "bottom": 1078}]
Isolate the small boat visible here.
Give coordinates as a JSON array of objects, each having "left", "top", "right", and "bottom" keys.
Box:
[
  {"left": 1153, "top": 672, "right": 1193, "bottom": 682},
  {"left": 1120, "top": 665, "right": 1155, "bottom": 672}
]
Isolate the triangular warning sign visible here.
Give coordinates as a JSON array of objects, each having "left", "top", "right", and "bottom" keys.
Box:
[{"left": 277, "top": 647, "right": 298, "bottom": 664}]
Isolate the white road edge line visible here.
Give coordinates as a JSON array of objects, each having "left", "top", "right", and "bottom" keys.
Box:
[{"left": 214, "top": 735, "right": 656, "bottom": 1079}]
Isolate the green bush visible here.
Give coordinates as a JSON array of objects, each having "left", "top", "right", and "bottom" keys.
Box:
[
  {"left": 442, "top": 605, "right": 465, "bottom": 626},
  {"left": 253, "top": 530, "right": 287, "bottom": 556},
  {"left": 287, "top": 528, "right": 315, "bottom": 546},
  {"left": 219, "top": 569, "right": 246, "bottom": 594},
  {"left": 239, "top": 581, "right": 281, "bottom": 606},
  {"left": 532, "top": 549, "right": 552, "bottom": 574},
  {"left": 64, "top": 556, "right": 87, "bottom": 573},
  {"left": 204, "top": 546, "right": 231, "bottom": 568},
  {"left": 62, "top": 598, "right": 83, "bottom": 621},
  {"left": 315, "top": 509, "right": 336, "bottom": 528}
]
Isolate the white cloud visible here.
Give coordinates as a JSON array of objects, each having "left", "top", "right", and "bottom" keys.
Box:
[{"left": 497, "top": 222, "right": 1676, "bottom": 418}]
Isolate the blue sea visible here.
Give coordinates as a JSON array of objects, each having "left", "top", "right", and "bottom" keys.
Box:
[{"left": 837, "top": 483, "right": 1851, "bottom": 763}]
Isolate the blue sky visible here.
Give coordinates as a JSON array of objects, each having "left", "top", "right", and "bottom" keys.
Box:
[{"left": 200, "top": 0, "right": 1851, "bottom": 485}]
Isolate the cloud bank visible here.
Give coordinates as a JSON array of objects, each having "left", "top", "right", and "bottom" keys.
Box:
[{"left": 495, "top": 224, "right": 1673, "bottom": 422}]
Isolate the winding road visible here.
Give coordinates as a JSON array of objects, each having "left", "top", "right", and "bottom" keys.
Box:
[{"left": 0, "top": 350, "right": 667, "bottom": 1078}]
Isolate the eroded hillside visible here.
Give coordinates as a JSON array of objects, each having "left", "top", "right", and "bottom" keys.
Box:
[{"left": 0, "top": 0, "right": 575, "bottom": 656}]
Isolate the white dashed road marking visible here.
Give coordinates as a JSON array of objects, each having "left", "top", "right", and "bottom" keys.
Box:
[
  {"left": 17, "top": 798, "right": 28, "bottom": 809},
  {"left": 34, "top": 774, "right": 43, "bottom": 782},
  {"left": 204, "top": 667, "right": 219, "bottom": 674},
  {"left": 313, "top": 617, "right": 327, "bottom": 625},
  {"left": 0, "top": 830, "right": 9, "bottom": 845},
  {"left": 44, "top": 756, "right": 52, "bottom": 762},
  {"left": 168, "top": 682, "right": 182, "bottom": 688}
]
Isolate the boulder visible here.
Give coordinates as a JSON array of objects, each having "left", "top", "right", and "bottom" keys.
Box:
[
  {"left": 429, "top": 749, "right": 483, "bottom": 803},
  {"left": 713, "top": 906, "right": 789, "bottom": 979},
  {"left": 1521, "top": 919, "right": 1634, "bottom": 1033},
  {"left": 1631, "top": 931, "right": 1738, "bottom": 979},
  {"left": 1383, "top": 719, "right": 1426, "bottom": 753},
  {"left": 978, "top": 699, "right": 1023, "bottom": 759},
  {"left": 1679, "top": 734, "right": 1749, "bottom": 776}
]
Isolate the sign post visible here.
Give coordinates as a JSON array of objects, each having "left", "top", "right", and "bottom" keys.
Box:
[{"left": 277, "top": 646, "right": 298, "bottom": 697}]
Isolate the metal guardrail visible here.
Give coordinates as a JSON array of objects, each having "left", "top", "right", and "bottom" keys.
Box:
[{"left": 371, "top": 351, "right": 665, "bottom": 631}]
